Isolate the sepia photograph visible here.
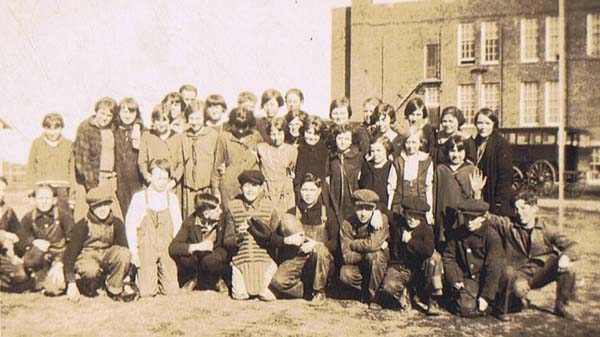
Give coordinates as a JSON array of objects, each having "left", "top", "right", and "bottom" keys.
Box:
[{"left": 1, "top": 0, "right": 600, "bottom": 336}]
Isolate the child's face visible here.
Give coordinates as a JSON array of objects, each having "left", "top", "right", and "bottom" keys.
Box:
[
  {"left": 43, "top": 126, "right": 63, "bottom": 142},
  {"left": 448, "top": 145, "right": 466, "bottom": 165},
  {"left": 362, "top": 102, "right": 377, "bottom": 124},
  {"left": 206, "top": 105, "right": 224, "bottom": 123},
  {"left": 263, "top": 98, "right": 280, "bottom": 119},
  {"left": 304, "top": 129, "right": 320, "bottom": 146},
  {"left": 370, "top": 142, "right": 387, "bottom": 165},
  {"left": 476, "top": 114, "right": 494, "bottom": 138},
  {"left": 239, "top": 101, "right": 256, "bottom": 113},
  {"left": 300, "top": 182, "right": 321, "bottom": 206},
  {"left": 95, "top": 107, "right": 114, "bottom": 128},
  {"left": 269, "top": 128, "right": 285, "bottom": 146},
  {"left": 35, "top": 187, "right": 56, "bottom": 213},
  {"left": 405, "top": 213, "right": 421, "bottom": 228},
  {"left": 203, "top": 206, "right": 222, "bottom": 221},
  {"left": 169, "top": 101, "right": 182, "bottom": 119},
  {"left": 335, "top": 131, "right": 352, "bottom": 152},
  {"left": 0, "top": 181, "right": 7, "bottom": 204},
  {"left": 288, "top": 119, "right": 303, "bottom": 138},
  {"left": 377, "top": 114, "right": 392, "bottom": 134},
  {"left": 356, "top": 205, "right": 375, "bottom": 224},
  {"left": 407, "top": 109, "right": 424, "bottom": 126},
  {"left": 150, "top": 167, "right": 170, "bottom": 192},
  {"left": 181, "top": 90, "right": 196, "bottom": 106},
  {"left": 188, "top": 111, "right": 204, "bottom": 131},
  {"left": 92, "top": 203, "right": 112, "bottom": 220},
  {"left": 331, "top": 107, "right": 350, "bottom": 125},
  {"left": 286, "top": 93, "right": 302, "bottom": 113},
  {"left": 404, "top": 134, "right": 421, "bottom": 155},
  {"left": 153, "top": 117, "right": 170, "bottom": 135},
  {"left": 119, "top": 106, "right": 137, "bottom": 126},
  {"left": 242, "top": 183, "right": 262, "bottom": 203},
  {"left": 441, "top": 114, "right": 459, "bottom": 135}
]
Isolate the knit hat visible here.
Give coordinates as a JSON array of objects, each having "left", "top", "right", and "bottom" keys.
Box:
[
  {"left": 401, "top": 197, "right": 430, "bottom": 215},
  {"left": 238, "top": 170, "right": 265, "bottom": 186},
  {"left": 457, "top": 199, "right": 489, "bottom": 216},
  {"left": 85, "top": 187, "right": 113, "bottom": 207},
  {"left": 280, "top": 214, "right": 305, "bottom": 237},
  {"left": 353, "top": 189, "right": 379, "bottom": 207}
]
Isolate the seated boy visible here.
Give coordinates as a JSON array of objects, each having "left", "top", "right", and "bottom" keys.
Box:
[
  {"left": 443, "top": 199, "right": 504, "bottom": 317},
  {"left": 169, "top": 193, "right": 229, "bottom": 292},
  {"left": 15, "top": 184, "right": 74, "bottom": 295},
  {"left": 378, "top": 197, "right": 436, "bottom": 313},
  {"left": 339, "top": 189, "right": 389, "bottom": 308},
  {"left": 63, "top": 187, "right": 134, "bottom": 302}
]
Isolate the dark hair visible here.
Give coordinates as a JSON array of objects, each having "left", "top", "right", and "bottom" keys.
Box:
[
  {"left": 370, "top": 103, "right": 396, "bottom": 126},
  {"left": 148, "top": 158, "right": 171, "bottom": 177},
  {"left": 117, "top": 98, "right": 142, "bottom": 126},
  {"left": 370, "top": 136, "right": 393, "bottom": 156},
  {"left": 330, "top": 123, "right": 353, "bottom": 138},
  {"left": 404, "top": 96, "right": 428, "bottom": 119},
  {"left": 443, "top": 134, "right": 467, "bottom": 156},
  {"left": 237, "top": 91, "right": 257, "bottom": 105},
  {"left": 514, "top": 190, "right": 538, "bottom": 206},
  {"left": 285, "top": 88, "right": 304, "bottom": 102},
  {"left": 329, "top": 97, "right": 352, "bottom": 119},
  {"left": 440, "top": 106, "right": 466, "bottom": 127},
  {"left": 194, "top": 193, "right": 220, "bottom": 215},
  {"left": 0, "top": 176, "right": 7, "bottom": 186},
  {"left": 184, "top": 100, "right": 204, "bottom": 122},
  {"left": 34, "top": 183, "right": 57, "bottom": 197},
  {"left": 363, "top": 97, "right": 382, "bottom": 108},
  {"left": 301, "top": 115, "right": 326, "bottom": 136},
  {"left": 300, "top": 173, "right": 322, "bottom": 189},
  {"left": 204, "top": 94, "right": 227, "bottom": 112},
  {"left": 261, "top": 89, "right": 284, "bottom": 108},
  {"left": 229, "top": 106, "right": 256, "bottom": 128},
  {"left": 94, "top": 97, "right": 118, "bottom": 115},
  {"left": 162, "top": 92, "right": 185, "bottom": 121},
  {"left": 266, "top": 117, "right": 287, "bottom": 135},
  {"left": 151, "top": 109, "right": 169, "bottom": 123},
  {"left": 179, "top": 84, "right": 198, "bottom": 96},
  {"left": 474, "top": 108, "right": 499, "bottom": 129},
  {"left": 42, "top": 113, "right": 65, "bottom": 129}
]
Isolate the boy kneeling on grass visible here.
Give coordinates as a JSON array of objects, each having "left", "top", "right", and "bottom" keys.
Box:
[{"left": 63, "top": 187, "right": 136, "bottom": 302}]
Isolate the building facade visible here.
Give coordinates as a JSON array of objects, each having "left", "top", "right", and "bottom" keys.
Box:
[{"left": 331, "top": 0, "right": 600, "bottom": 184}]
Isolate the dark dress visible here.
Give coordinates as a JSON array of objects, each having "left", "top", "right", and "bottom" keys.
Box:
[
  {"left": 474, "top": 130, "right": 514, "bottom": 216},
  {"left": 327, "top": 145, "right": 364, "bottom": 226},
  {"left": 358, "top": 160, "right": 394, "bottom": 209},
  {"left": 114, "top": 121, "right": 144, "bottom": 216},
  {"left": 294, "top": 138, "right": 329, "bottom": 188}
]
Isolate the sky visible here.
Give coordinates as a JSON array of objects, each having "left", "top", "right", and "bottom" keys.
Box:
[{"left": 0, "top": 0, "right": 351, "bottom": 163}]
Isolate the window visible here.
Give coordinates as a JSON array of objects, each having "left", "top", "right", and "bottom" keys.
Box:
[
  {"left": 424, "top": 86, "right": 440, "bottom": 108},
  {"left": 481, "top": 21, "right": 500, "bottom": 64},
  {"left": 545, "top": 81, "right": 559, "bottom": 126},
  {"left": 590, "top": 148, "right": 600, "bottom": 182},
  {"left": 520, "top": 82, "right": 539, "bottom": 126},
  {"left": 458, "top": 23, "right": 475, "bottom": 64},
  {"left": 546, "top": 17, "right": 559, "bottom": 61},
  {"left": 521, "top": 18, "right": 538, "bottom": 62},
  {"left": 457, "top": 84, "right": 476, "bottom": 124},
  {"left": 587, "top": 13, "right": 600, "bottom": 57},
  {"left": 480, "top": 83, "right": 500, "bottom": 113},
  {"left": 425, "top": 44, "right": 440, "bottom": 79}
]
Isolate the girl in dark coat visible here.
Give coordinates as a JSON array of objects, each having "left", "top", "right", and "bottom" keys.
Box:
[
  {"left": 294, "top": 116, "right": 329, "bottom": 190},
  {"left": 474, "top": 108, "right": 514, "bottom": 216},
  {"left": 114, "top": 98, "right": 144, "bottom": 216},
  {"left": 429, "top": 106, "right": 476, "bottom": 166}
]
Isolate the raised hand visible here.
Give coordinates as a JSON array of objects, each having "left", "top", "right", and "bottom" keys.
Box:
[{"left": 469, "top": 169, "right": 487, "bottom": 197}]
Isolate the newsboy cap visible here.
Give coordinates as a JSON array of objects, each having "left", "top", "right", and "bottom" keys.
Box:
[
  {"left": 353, "top": 189, "right": 380, "bottom": 206},
  {"left": 280, "top": 214, "right": 305, "bottom": 237},
  {"left": 401, "top": 197, "right": 430, "bottom": 215},
  {"left": 238, "top": 170, "right": 265, "bottom": 186},
  {"left": 457, "top": 199, "right": 489, "bottom": 216},
  {"left": 85, "top": 187, "right": 113, "bottom": 207}
]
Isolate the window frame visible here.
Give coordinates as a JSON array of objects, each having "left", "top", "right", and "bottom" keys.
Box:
[
  {"left": 544, "top": 80, "right": 560, "bottom": 126},
  {"left": 545, "top": 16, "right": 559, "bottom": 62},
  {"left": 519, "top": 81, "right": 540, "bottom": 127},
  {"left": 520, "top": 18, "right": 539, "bottom": 63},
  {"left": 457, "top": 22, "right": 476, "bottom": 65},
  {"left": 481, "top": 21, "right": 500, "bottom": 65}
]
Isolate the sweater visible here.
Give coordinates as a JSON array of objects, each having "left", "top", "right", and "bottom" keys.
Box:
[{"left": 26, "top": 136, "right": 76, "bottom": 194}]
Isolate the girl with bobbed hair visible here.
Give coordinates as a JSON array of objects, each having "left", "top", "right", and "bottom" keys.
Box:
[
  {"left": 403, "top": 96, "right": 434, "bottom": 153},
  {"left": 257, "top": 89, "right": 284, "bottom": 142},
  {"left": 328, "top": 97, "right": 370, "bottom": 155},
  {"left": 294, "top": 116, "right": 329, "bottom": 193},
  {"left": 429, "top": 106, "right": 476, "bottom": 166}
]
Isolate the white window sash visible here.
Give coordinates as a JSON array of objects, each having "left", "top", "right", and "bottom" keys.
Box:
[
  {"left": 545, "top": 16, "right": 558, "bottom": 62},
  {"left": 521, "top": 18, "right": 538, "bottom": 63},
  {"left": 481, "top": 21, "right": 499, "bottom": 65}
]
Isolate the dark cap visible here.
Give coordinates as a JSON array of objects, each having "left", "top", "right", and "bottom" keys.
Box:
[
  {"left": 353, "top": 189, "right": 379, "bottom": 206},
  {"left": 238, "top": 170, "right": 265, "bottom": 186},
  {"left": 85, "top": 187, "right": 113, "bottom": 207},
  {"left": 401, "top": 197, "right": 430, "bottom": 215},
  {"left": 457, "top": 199, "right": 489, "bottom": 216}
]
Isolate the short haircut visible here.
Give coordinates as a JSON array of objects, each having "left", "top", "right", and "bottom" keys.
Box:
[
  {"left": 443, "top": 134, "right": 467, "bottom": 156},
  {"left": 331, "top": 122, "right": 353, "bottom": 139},
  {"left": 403, "top": 126, "right": 424, "bottom": 147},
  {"left": 329, "top": 97, "right": 352, "bottom": 119},
  {"left": 118, "top": 97, "right": 141, "bottom": 122},
  {"left": 34, "top": 183, "right": 57, "bottom": 197},
  {"left": 370, "top": 136, "right": 393, "bottom": 155},
  {"left": 204, "top": 94, "right": 227, "bottom": 112},
  {"left": 261, "top": 89, "right": 284, "bottom": 108},
  {"left": 0, "top": 176, "right": 7, "bottom": 186},
  {"left": 474, "top": 108, "right": 499, "bottom": 129},
  {"left": 404, "top": 96, "right": 428, "bottom": 119},
  {"left": 148, "top": 158, "right": 172, "bottom": 177},
  {"left": 285, "top": 88, "right": 304, "bottom": 102},
  {"left": 151, "top": 109, "right": 169, "bottom": 123},
  {"left": 184, "top": 100, "right": 205, "bottom": 121},
  {"left": 363, "top": 97, "right": 382, "bottom": 108},
  {"left": 228, "top": 106, "right": 257, "bottom": 128},
  {"left": 301, "top": 115, "right": 326, "bottom": 136},
  {"left": 440, "top": 106, "right": 466, "bottom": 127},
  {"left": 237, "top": 91, "right": 257, "bottom": 105},
  {"left": 194, "top": 193, "right": 220, "bottom": 215},
  {"left": 41, "top": 113, "right": 64, "bottom": 129},
  {"left": 371, "top": 103, "right": 396, "bottom": 125},
  {"left": 179, "top": 84, "right": 198, "bottom": 95},
  {"left": 515, "top": 190, "right": 538, "bottom": 206},
  {"left": 300, "top": 173, "right": 322, "bottom": 189},
  {"left": 267, "top": 117, "right": 287, "bottom": 134},
  {"left": 94, "top": 97, "right": 118, "bottom": 115},
  {"left": 162, "top": 92, "right": 185, "bottom": 118}
]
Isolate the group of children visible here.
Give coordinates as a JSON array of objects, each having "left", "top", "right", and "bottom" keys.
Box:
[{"left": 0, "top": 85, "right": 579, "bottom": 322}]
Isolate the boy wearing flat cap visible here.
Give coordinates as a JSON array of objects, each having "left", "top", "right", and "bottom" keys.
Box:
[
  {"left": 378, "top": 197, "right": 437, "bottom": 313},
  {"left": 443, "top": 198, "right": 504, "bottom": 318},
  {"left": 339, "top": 189, "right": 389, "bottom": 308},
  {"left": 63, "top": 186, "right": 133, "bottom": 302},
  {"left": 489, "top": 190, "right": 578, "bottom": 321},
  {"left": 223, "top": 170, "right": 283, "bottom": 301}
]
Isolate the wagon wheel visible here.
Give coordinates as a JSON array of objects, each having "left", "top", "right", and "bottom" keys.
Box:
[
  {"left": 512, "top": 166, "right": 525, "bottom": 192},
  {"left": 526, "top": 160, "right": 556, "bottom": 196}
]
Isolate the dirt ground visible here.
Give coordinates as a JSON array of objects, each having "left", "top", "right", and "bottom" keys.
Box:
[{"left": 2, "top": 192, "right": 600, "bottom": 337}]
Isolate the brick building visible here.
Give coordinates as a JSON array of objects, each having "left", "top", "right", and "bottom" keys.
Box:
[{"left": 331, "top": 0, "right": 600, "bottom": 184}]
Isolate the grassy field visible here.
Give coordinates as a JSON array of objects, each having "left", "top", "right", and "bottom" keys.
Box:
[{"left": 2, "top": 192, "right": 600, "bottom": 337}]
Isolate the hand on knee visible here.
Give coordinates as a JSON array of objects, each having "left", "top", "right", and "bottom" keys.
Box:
[{"left": 513, "top": 277, "right": 530, "bottom": 299}]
